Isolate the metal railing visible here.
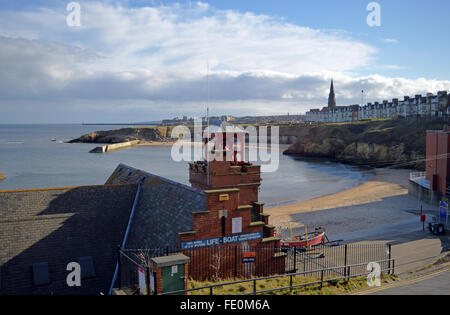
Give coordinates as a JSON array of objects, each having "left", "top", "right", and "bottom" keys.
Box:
[
  {"left": 118, "top": 242, "right": 389, "bottom": 282},
  {"left": 159, "top": 258, "right": 395, "bottom": 295},
  {"left": 115, "top": 242, "right": 391, "bottom": 295},
  {"left": 410, "top": 172, "right": 426, "bottom": 181}
]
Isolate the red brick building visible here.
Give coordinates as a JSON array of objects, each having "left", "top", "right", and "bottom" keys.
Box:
[
  {"left": 426, "top": 128, "right": 450, "bottom": 197},
  {"left": 105, "top": 128, "right": 285, "bottom": 281},
  {"left": 178, "top": 129, "right": 284, "bottom": 280}
]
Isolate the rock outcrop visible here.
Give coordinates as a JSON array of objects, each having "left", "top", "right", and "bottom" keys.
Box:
[
  {"left": 70, "top": 128, "right": 166, "bottom": 144},
  {"left": 283, "top": 120, "right": 447, "bottom": 169}
]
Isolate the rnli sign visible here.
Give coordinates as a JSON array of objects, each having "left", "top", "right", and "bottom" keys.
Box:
[
  {"left": 181, "top": 232, "right": 262, "bottom": 250},
  {"left": 242, "top": 252, "right": 256, "bottom": 263}
]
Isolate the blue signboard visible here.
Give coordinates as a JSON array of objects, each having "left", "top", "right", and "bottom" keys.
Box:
[
  {"left": 181, "top": 232, "right": 262, "bottom": 250},
  {"left": 440, "top": 201, "right": 448, "bottom": 222},
  {"left": 242, "top": 252, "right": 256, "bottom": 263}
]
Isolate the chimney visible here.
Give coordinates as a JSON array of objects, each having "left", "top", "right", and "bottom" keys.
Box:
[
  {"left": 393, "top": 98, "right": 399, "bottom": 105},
  {"left": 404, "top": 96, "right": 410, "bottom": 101}
]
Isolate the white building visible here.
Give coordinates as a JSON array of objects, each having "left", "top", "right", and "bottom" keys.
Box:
[{"left": 305, "top": 91, "right": 449, "bottom": 123}]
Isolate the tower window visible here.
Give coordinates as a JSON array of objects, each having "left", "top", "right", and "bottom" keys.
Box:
[
  {"left": 221, "top": 216, "right": 226, "bottom": 236},
  {"left": 32, "top": 262, "right": 50, "bottom": 286},
  {"left": 78, "top": 256, "right": 96, "bottom": 279}
]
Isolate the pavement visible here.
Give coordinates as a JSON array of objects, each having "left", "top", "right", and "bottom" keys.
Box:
[
  {"left": 329, "top": 218, "right": 422, "bottom": 243},
  {"left": 329, "top": 218, "right": 450, "bottom": 275},
  {"left": 370, "top": 270, "right": 450, "bottom": 295},
  {"left": 353, "top": 262, "right": 450, "bottom": 295},
  {"left": 332, "top": 217, "right": 450, "bottom": 295}
]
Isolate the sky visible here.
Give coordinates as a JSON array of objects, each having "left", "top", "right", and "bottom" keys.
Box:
[{"left": 0, "top": 0, "right": 450, "bottom": 123}]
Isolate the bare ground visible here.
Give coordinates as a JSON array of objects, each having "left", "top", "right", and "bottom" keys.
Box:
[{"left": 265, "top": 168, "right": 430, "bottom": 237}]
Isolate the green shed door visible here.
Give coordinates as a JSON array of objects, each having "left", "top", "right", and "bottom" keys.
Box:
[{"left": 161, "top": 264, "right": 185, "bottom": 293}]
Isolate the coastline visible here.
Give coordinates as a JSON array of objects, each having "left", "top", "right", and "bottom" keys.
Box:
[{"left": 265, "top": 168, "right": 422, "bottom": 236}]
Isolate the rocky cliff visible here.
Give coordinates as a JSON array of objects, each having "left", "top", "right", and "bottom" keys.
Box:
[
  {"left": 283, "top": 120, "right": 447, "bottom": 169},
  {"left": 69, "top": 128, "right": 166, "bottom": 144}
]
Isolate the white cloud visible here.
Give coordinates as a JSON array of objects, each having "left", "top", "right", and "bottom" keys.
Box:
[
  {"left": 0, "top": 1, "right": 376, "bottom": 75},
  {"left": 382, "top": 38, "right": 398, "bottom": 43},
  {"left": 378, "top": 65, "right": 406, "bottom": 70},
  {"left": 0, "top": 2, "right": 448, "bottom": 123}
]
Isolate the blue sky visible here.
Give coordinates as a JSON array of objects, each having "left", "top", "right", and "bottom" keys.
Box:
[
  {"left": 154, "top": 0, "right": 450, "bottom": 80},
  {"left": 0, "top": 0, "right": 449, "bottom": 123}
]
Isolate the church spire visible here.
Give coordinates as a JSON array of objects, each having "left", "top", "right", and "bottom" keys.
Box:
[{"left": 328, "top": 79, "right": 336, "bottom": 108}]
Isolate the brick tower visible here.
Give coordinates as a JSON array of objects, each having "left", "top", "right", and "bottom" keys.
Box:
[
  {"left": 181, "top": 126, "right": 284, "bottom": 279},
  {"left": 189, "top": 128, "right": 262, "bottom": 207}
]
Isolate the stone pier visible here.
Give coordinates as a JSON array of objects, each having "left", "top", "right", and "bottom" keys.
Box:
[{"left": 89, "top": 140, "right": 139, "bottom": 153}]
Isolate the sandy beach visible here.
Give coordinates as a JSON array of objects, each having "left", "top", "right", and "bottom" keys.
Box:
[{"left": 266, "top": 168, "right": 431, "bottom": 237}]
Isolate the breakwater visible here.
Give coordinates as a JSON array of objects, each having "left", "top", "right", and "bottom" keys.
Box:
[{"left": 89, "top": 140, "right": 140, "bottom": 153}]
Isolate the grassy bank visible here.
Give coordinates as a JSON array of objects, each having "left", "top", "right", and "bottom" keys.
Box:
[{"left": 188, "top": 274, "right": 398, "bottom": 295}]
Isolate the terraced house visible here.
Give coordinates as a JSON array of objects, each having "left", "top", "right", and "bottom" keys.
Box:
[{"left": 306, "top": 86, "right": 449, "bottom": 123}]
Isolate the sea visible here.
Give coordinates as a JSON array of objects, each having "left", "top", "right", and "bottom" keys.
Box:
[{"left": 0, "top": 124, "right": 366, "bottom": 207}]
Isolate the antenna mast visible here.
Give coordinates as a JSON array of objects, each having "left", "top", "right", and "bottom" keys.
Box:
[{"left": 206, "top": 63, "right": 210, "bottom": 186}]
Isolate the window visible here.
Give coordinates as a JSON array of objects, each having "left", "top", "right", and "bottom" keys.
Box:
[
  {"left": 32, "top": 262, "right": 50, "bottom": 286},
  {"left": 221, "top": 216, "right": 226, "bottom": 236},
  {"left": 78, "top": 256, "right": 96, "bottom": 279}
]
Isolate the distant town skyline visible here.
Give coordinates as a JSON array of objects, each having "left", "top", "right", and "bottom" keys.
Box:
[{"left": 0, "top": 0, "right": 450, "bottom": 123}]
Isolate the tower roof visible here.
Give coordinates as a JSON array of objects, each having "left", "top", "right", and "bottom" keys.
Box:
[{"left": 328, "top": 79, "right": 336, "bottom": 108}]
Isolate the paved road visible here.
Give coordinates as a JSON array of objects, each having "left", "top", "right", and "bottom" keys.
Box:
[
  {"left": 330, "top": 218, "right": 449, "bottom": 275},
  {"left": 370, "top": 269, "right": 450, "bottom": 295},
  {"left": 329, "top": 218, "right": 426, "bottom": 243}
]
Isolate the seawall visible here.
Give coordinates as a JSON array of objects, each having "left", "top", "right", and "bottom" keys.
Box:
[
  {"left": 408, "top": 179, "right": 442, "bottom": 207},
  {"left": 89, "top": 140, "right": 140, "bottom": 153}
]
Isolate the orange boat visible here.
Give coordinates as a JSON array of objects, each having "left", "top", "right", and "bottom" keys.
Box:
[{"left": 280, "top": 228, "right": 327, "bottom": 249}]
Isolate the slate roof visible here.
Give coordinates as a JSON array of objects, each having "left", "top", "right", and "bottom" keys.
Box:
[
  {"left": 106, "top": 164, "right": 206, "bottom": 249},
  {"left": 0, "top": 184, "right": 138, "bottom": 295},
  {"left": 0, "top": 164, "right": 206, "bottom": 295}
]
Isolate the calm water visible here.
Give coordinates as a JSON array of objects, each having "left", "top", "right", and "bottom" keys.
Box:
[{"left": 0, "top": 124, "right": 366, "bottom": 207}]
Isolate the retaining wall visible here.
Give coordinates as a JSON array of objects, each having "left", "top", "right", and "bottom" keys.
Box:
[
  {"left": 90, "top": 140, "right": 139, "bottom": 153},
  {"left": 408, "top": 179, "right": 442, "bottom": 207}
]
